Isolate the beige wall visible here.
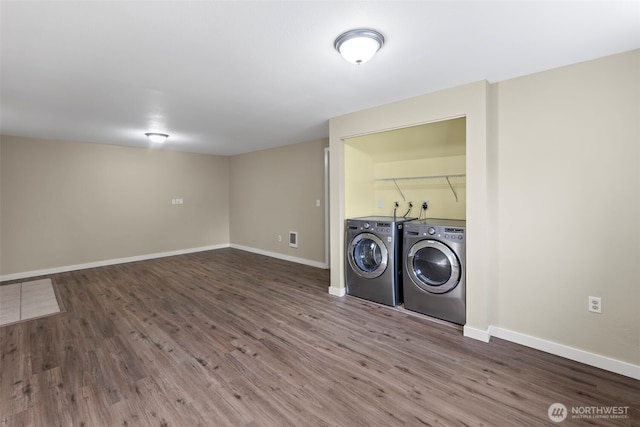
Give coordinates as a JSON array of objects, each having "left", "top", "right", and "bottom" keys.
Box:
[
  {"left": 344, "top": 149, "right": 466, "bottom": 219},
  {"left": 343, "top": 143, "right": 375, "bottom": 218},
  {"left": 0, "top": 136, "right": 229, "bottom": 276},
  {"left": 228, "top": 139, "right": 328, "bottom": 266},
  {"left": 344, "top": 117, "right": 467, "bottom": 219},
  {"left": 372, "top": 156, "right": 466, "bottom": 219},
  {"left": 494, "top": 49, "right": 640, "bottom": 364}
]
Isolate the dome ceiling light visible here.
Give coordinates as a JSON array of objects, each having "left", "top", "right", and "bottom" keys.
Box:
[
  {"left": 334, "top": 28, "right": 385, "bottom": 64},
  {"left": 145, "top": 132, "right": 169, "bottom": 143}
]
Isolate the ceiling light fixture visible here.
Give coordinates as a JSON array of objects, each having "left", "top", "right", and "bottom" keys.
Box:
[
  {"left": 145, "top": 132, "right": 169, "bottom": 143},
  {"left": 334, "top": 28, "right": 385, "bottom": 64}
]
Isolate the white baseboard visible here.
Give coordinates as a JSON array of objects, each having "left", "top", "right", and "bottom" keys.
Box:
[
  {"left": 1, "top": 243, "right": 327, "bottom": 282},
  {"left": 328, "top": 286, "right": 346, "bottom": 297},
  {"left": 463, "top": 325, "right": 491, "bottom": 343},
  {"left": 0, "top": 244, "right": 230, "bottom": 282},
  {"left": 229, "top": 244, "right": 328, "bottom": 269},
  {"left": 465, "top": 325, "right": 640, "bottom": 380}
]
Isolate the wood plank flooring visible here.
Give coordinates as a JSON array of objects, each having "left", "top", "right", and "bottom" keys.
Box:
[{"left": 1, "top": 248, "right": 638, "bottom": 426}]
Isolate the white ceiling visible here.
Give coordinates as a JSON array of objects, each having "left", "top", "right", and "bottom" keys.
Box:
[{"left": 2, "top": 1, "right": 639, "bottom": 156}]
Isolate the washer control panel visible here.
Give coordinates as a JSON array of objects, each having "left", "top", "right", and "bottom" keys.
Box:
[
  {"left": 347, "top": 217, "right": 415, "bottom": 239},
  {"left": 347, "top": 219, "right": 405, "bottom": 237},
  {"left": 370, "top": 221, "right": 394, "bottom": 235}
]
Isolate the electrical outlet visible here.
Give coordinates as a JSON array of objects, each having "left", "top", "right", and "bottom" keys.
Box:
[
  {"left": 277, "top": 235, "right": 282, "bottom": 242},
  {"left": 588, "top": 296, "right": 602, "bottom": 314}
]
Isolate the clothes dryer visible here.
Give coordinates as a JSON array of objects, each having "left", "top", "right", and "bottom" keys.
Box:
[
  {"left": 403, "top": 219, "right": 466, "bottom": 325},
  {"left": 345, "top": 216, "right": 413, "bottom": 306}
]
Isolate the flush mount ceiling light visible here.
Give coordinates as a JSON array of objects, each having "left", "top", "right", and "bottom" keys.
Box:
[
  {"left": 145, "top": 132, "right": 169, "bottom": 143},
  {"left": 334, "top": 28, "right": 385, "bottom": 64}
]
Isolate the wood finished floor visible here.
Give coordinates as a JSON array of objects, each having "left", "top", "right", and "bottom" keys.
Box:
[{"left": 1, "top": 248, "right": 638, "bottom": 426}]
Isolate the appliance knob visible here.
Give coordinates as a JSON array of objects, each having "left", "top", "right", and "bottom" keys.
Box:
[
  {"left": 364, "top": 222, "right": 370, "bottom": 229},
  {"left": 427, "top": 227, "right": 436, "bottom": 235}
]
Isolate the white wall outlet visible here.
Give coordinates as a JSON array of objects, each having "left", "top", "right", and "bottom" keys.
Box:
[
  {"left": 588, "top": 296, "right": 602, "bottom": 314},
  {"left": 277, "top": 235, "right": 282, "bottom": 242},
  {"left": 316, "top": 199, "right": 321, "bottom": 207},
  {"left": 171, "top": 199, "right": 176, "bottom": 205},
  {"left": 377, "top": 200, "right": 384, "bottom": 209}
]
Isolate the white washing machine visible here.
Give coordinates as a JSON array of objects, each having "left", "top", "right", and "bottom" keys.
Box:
[
  {"left": 402, "top": 219, "right": 466, "bottom": 325},
  {"left": 345, "top": 216, "right": 413, "bottom": 306}
]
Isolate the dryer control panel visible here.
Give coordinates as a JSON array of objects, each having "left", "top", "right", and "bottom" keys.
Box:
[
  {"left": 444, "top": 227, "right": 465, "bottom": 241},
  {"left": 405, "top": 221, "right": 465, "bottom": 243}
]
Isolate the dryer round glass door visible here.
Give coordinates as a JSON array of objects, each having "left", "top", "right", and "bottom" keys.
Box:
[
  {"left": 406, "top": 240, "right": 460, "bottom": 294},
  {"left": 348, "top": 233, "right": 388, "bottom": 279}
]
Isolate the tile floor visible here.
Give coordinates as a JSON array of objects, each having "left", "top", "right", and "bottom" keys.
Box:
[{"left": 0, "top": 278, "right": 60, "bottom": 326}]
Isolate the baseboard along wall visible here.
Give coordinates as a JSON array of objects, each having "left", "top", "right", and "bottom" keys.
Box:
[
  {"left": 463, "top": 325, "right": 640, "bottom": 380},
  {"left": 0, "top": 244, "right": 230, "bottom": 282}
]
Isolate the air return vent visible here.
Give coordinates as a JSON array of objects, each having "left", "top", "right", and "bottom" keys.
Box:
[{"left": 289, "top": 231, "right": 298, "bottom": 248}]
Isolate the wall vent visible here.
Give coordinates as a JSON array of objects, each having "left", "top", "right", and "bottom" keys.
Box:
[{"left": 289, "top": 231, "right": 298, "bottom": 248}]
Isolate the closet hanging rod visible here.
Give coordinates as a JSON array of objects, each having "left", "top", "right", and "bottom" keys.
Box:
[{"left": 375, "top": 173, "right": 465, "bottom": 182}]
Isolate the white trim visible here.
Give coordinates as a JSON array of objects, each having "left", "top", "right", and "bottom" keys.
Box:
[
  {"left": 324, "top": 146, "right": 330, "bottom": 269},
  {"left": 229, "top": 244, "right": 328, "bottom": 269},
  {"left": 464, "top": 325, "right": 640, "bottom": 380},
  {"left": 463, "top": 325, "right": 492, "bottom": 343},
  {"left": 0, "top": 244, "right": 230, "bottom": 282},
  {"left": 490, "top": 326, "right": 640, "bottom": 380},
  {"left": 328, "top": 286, "right": 346, "bottom": 297}
]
